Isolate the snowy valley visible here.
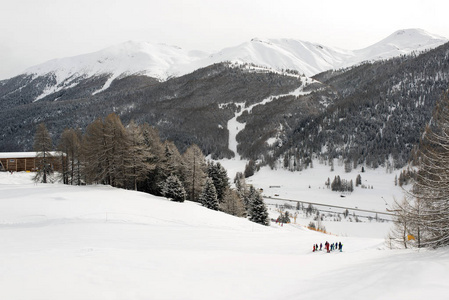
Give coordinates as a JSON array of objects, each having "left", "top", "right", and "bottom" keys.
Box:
[{"left": 1, "top": 26, "right": 449, "bottom": 299}]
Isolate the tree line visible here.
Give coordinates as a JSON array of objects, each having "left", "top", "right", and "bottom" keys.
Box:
[{"left": 33, "top": 113, "right": 269, "bottom": 226}]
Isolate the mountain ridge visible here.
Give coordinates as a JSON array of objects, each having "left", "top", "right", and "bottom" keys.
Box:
[{"left": 15, "top": 29, "right": 447, "bottom": 99}]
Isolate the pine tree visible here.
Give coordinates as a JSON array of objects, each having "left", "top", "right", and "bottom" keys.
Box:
[
  {"left": 33, "top": 123, "right": 54, "bottom": 183},
  {"left": 199, "top": 178, "right": 219, "bottom": 210},
  {"left": 152, "top": 140, "right": 184, "bottom": 194},
  {"left": 207, "top": 161, "right": 229, "bottom": 203},
  {"left": 344, "top": 160, "right": 352, "bottom": 173},
  {"left": 160, "top": 175, "right": 186, "bottom": 202},
  {"left": 139, "top": 124, "right": 165, "bottom": 194},
  {"left": 248, "top": 186, "right": 269, "bottom": 226},
  {"left": 244, "top": 159, "right": 256, "bottom": 178}
]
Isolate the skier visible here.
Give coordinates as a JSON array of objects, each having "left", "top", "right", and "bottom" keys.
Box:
[
  {"left": 313, "top": 244, "right": 316, "bottom": 252},
  {"left": 339, "top": 242, "right": 343, "bottom": 252},
  {"left": 320, "top": 243, "right": 322, "bottom": 251}
]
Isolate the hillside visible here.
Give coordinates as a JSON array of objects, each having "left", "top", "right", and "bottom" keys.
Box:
[
  {"left": 0, "top": 29, "right": 448, "bottom": 170},
  {"left": 273, "top": 41, "right": 449, "bottom": 170},
  {"left": 1, "top": 171, "right": 448, "bottom": 299},
  {"left": 0, "top": 63, "right": 302, "bottom": 156}
]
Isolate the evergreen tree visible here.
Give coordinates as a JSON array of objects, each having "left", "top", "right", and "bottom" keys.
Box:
[
  {"left": 234, "top": 172, "right": 245, "bottom": 194},
  {"left": 160, "top": 175, "right": 186, "bottom": 202},
  {"left": 139, "top": 123, "right": 165, "bottom": 194},
  {"left": 33, "top": 123, "right": 54, "bottom": 183},
  {"left": 199, "top": 178, "right": 219, "bottom": 210},
  {"left": 344, "top": 160, "right": 352, "bottom": 173},
  {"left": 207, "top": 161, "right": 229, "bottom": 203},
  {"left": 248, "top": 186, "right": 269, "bottom": 226},
  {"left": 244, "top": 159, "right": 256, "bottom": 178},
  {"left": 242, "top": 182, "right": 256, "bottom": 211}
]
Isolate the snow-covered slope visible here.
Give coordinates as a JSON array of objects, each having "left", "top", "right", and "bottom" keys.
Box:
[
  {"left": 199, "top": 29, "right": 447, "bottom": 77},
  {"left": 191, "top": 38, "right": 354, "bottom": 77},
  {"left": 21, "top": 28, "right": 448, "bottom": 98},
  {"left": 26, "top": 41, "right": 208, "bottom": 81},
  {"left": 1, "top": 172, "right": 449, "bottom": 300},
  {"left": 353, "top": 28, "right": 448, "bottom": 64}
]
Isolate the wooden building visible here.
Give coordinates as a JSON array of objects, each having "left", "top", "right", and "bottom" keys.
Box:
[{"left": 0, "top": 152, "right": 64, "bottom": 172}]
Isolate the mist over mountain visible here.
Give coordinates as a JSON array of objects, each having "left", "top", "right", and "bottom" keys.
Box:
[{"left": 1, "top": 29, "right": 448, "bottom": 171}]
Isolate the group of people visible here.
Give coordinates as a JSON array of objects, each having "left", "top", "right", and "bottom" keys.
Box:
[{"left": 312, "top": 241, "right": 343, "bottom": 253}]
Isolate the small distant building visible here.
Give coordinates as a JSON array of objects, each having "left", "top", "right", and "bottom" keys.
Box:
[{"left": 0, "top": 152, "right": 64, "bottom": 172}]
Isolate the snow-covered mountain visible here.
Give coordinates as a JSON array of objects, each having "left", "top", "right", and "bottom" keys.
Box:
[
  {"left": 23, "top": 28, "right": 447, "bottom": 88},
  {"left": 2, "top": 31, "right": 449, "bottom": 166},
  {"left": 353, "top": 28, "right": 448, "bottom": 63},
  {"left": 200, "top": 29, "right": 447, "bottom": 77},
  {"left": 196, "top": 37, "right": 354, "bottom": 77},
  {"left": 24, "top": 41, "right": 209, "bottom": 97}
]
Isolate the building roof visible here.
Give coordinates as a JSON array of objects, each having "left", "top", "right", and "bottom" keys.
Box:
[{"left": 0, "top": 152, "right": 62, "bottom": 159}]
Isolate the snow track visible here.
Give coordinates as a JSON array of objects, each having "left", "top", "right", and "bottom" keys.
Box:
[{"left": 225, "top": 78, "right": 312, "bottom": 159}]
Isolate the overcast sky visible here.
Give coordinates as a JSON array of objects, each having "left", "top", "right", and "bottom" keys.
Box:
[{"left": 1, "top": 0, "right": 448, "bottom": 79}]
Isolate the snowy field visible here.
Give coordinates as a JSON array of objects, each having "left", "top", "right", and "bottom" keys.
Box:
[
  {"left": 1, "top": 171, "right": 448, "bottom": 300},
  {"left": 249, "top": 162, "right": 405, "bottom": 238}
]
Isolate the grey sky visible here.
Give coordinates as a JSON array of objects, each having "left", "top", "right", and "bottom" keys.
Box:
[{"left": 1, "top": 0, "right": 448, "bottom": 79}]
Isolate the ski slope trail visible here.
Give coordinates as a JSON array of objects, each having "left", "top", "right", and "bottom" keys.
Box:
[{"left": 0, "top": 172, "right": 448, "bottom": 300}]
